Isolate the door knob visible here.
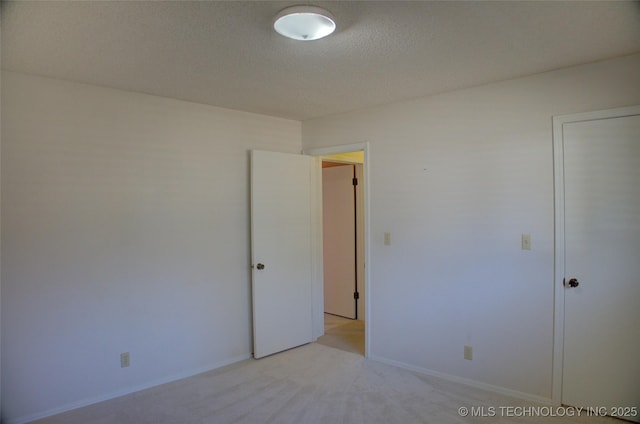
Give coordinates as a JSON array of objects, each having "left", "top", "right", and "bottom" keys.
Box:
[
  {"left": 565, "top": 278, "right": 579, "bottom": 288},
  {"left": 256, "top": 263, "right": 265, "bottom": 270}
]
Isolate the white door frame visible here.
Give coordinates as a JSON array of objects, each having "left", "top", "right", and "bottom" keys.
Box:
[
  {"left": 305, "top": 142, "right": 371, "bottom": 358},
  {"left": 552, "top": 105, "right": 640, "bottom": 404}
]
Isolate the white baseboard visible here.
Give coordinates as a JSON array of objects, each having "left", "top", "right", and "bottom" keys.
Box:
[
  {"left": 368, "top": 354, "right": 554, "bottom": 406},
  {"left": 7, "top": 354, "right": 251, "bottom": 424}
]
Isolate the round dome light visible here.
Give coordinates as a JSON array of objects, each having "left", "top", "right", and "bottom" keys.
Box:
[{"left": 274, "top": 6, "right": 336, "bottom": 41}]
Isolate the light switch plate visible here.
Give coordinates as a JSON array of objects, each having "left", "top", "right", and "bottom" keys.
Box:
[{"left": 521, "top": 233, "right": 531, "bottom": 250}]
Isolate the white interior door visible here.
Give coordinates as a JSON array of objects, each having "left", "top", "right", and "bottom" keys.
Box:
[
  {"left": 322, "top": 164, "right": 356, "bottom": 319},
  {"left": 561, "top": 111, "right": 640, "bottom": 420},
  {"left": 251, "top": 150, "right": 313, "bottom": 359}
]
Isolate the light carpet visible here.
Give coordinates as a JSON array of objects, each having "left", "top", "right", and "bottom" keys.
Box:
[
  {"left": 316, "top": 315, "right": 364, "bottom": 356},
  {"left": 33, "top": 343, "right": 618, "bottom": 424}
]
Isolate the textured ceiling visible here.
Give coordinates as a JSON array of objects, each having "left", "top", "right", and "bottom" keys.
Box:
[{"left": 2, "top": 1, "right": 640, "bottom": 121}]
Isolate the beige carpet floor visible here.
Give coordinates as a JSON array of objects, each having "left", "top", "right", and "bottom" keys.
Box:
[
  {"left": 316, "top": 314, "right": 365, "bottom": 356},
  {"left": 33, "top": 342, "right": 619, "bottom": 424}
]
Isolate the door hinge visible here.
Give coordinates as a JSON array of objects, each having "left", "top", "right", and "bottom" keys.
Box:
[
  {"left": 352, "top": 177, "right": 358, "bottom": 186},
  {"left": 354, "top": 291, "right": 360, "bottom": 300}
]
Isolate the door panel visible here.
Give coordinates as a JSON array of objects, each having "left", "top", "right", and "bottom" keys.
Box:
[
  {"left": 562, "top": 114, "right": 640, "bottom": 419},
  {"left": 322, "top": 165, "right": 356, "bottom": 319},
  {"left": 251, "top": 150, "right": 313, "bottom": 359}
]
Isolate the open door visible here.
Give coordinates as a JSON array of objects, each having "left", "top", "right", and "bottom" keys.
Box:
[
  {"left": 250, "top": 150, "right": 314, "bottom": 358},
  {"left": 322, "top": 164, "right": 357, "bottom": 319}
]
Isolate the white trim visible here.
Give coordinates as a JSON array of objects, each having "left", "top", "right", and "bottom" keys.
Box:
[
  {"left": 7, "top": 354, "right": 251, "bottom": 424},
  {"left": 551, "top": 105, "right": 640, "bottom": 406},
  {"left": 304, "top": 142, "right": 368, "bottom": 157},
  {"left": 370, "top": 354, "right": 553, "bottom": 406},
  {"left": 304, "top": 142, "right": 371, "bottom": 358},
  {"left": 551, "top": 114, "right": 565, "bottom": 406},
  {"left": 553, "top": 105, "right": 640, "bottom": 125}
]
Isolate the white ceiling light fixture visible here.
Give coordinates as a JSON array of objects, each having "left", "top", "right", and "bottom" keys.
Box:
[{"left": 274, "top": 5, "right": 336, "bottom": 41}]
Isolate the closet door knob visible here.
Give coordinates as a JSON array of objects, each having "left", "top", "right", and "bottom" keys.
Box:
[{"left": 564, "top": 278, "right": 579, "bottom": 288}]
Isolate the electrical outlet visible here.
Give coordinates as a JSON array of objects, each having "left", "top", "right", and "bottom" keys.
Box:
[
  {"left": 464, "top": 345, "right": 473, "bottom": 360},
  {"left": 120, "top": 352, "right": 130, "bottom": 368}
]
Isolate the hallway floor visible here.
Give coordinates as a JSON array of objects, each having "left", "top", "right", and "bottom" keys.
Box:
[{"left": 316, "top": 313, "right": 365, "bottom": 356}]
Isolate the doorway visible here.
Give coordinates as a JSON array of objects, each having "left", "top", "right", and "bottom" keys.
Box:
[
  {"left": 320, "top": 156, "right": 365, "bottom": 355},
  {"left": 305, "top": 144, "right": 370, "bottom": 357}
]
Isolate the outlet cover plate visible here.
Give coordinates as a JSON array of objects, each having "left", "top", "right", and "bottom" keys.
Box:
[
  {"left": 464, "top": 345, "right": 473, "bottom": 360},
  {"left": 120, "top": 352, "right": 130, "bottom": 368}
]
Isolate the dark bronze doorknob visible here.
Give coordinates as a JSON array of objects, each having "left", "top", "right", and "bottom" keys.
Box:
[
  {"left": 565, "top": 278, "right": 579, "bottom": 288},
  {"left": 256, "top": 263, "right": 265, "bottom": 270}
]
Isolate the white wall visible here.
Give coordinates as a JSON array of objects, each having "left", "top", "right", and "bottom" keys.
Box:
[
  {"left": 302, "top": 53, "right": 640, "bottom": 400},
  {"left": 1, "top": 71, "right": 301, "bottom": 423}
]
